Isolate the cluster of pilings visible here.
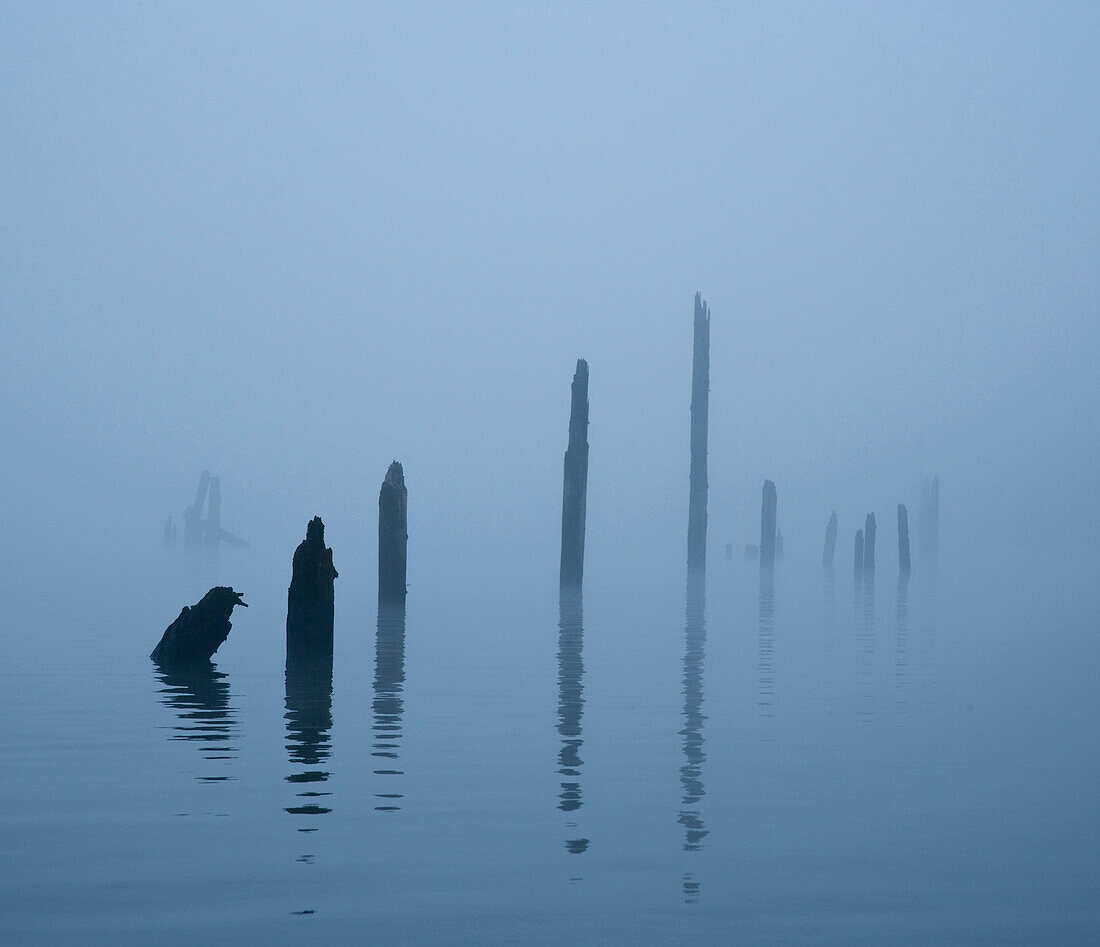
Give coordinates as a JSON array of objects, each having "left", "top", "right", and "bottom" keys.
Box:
[
  {"left": 151, "top": 463, "right": 409, "bottom": 667},
  {"left": 154, "top": 291, "right": 940, "bottom": 666},
  {"left": 171, "top": 470, "right": 250, "bottom": 553}
]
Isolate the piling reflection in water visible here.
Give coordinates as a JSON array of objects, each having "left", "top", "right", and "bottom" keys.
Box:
[
  {"left": 895, "top": 575, "right": 910, "bottom": 713},
  {"left": 757, "top": 569, "right": 776, "bottom": 717},
  {"left": 856, "top": 572, "right": 875, "bottom": 724},
  {"left": 680, "top": 576, "right": 707, "bottom": 855},
  {"left": 373, "top": 603, "right": 406, "bottom": 811},
  {"left": 557, "top": 587, "right": 588, "bottom": 854},
  {"left": 285, "top": 654, "right": 333, "bottom": 817},
  {"left": 155, "top": 661, "right": 237, "bottom": 782}
]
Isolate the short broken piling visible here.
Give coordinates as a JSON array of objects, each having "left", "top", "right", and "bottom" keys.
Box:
[
  {"left": 286, "top": 516, "right": 338, "bottom": 660},
  {"left": 760, "top": 480, "right": 777, "bottom": 570},
  {"left": 379, "top": 462, "right": 408, "bottom": 605},
  {"left": 560, "top": 360, "right": 589, "bottom": 588},
  {"left": 855, "top": 529, "right": 864, "bottom": 578},
  {"left": 151, "top": 586, "right": 247, "bottom": 665}
]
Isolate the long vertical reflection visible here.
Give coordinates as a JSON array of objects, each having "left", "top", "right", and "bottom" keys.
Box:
[
  {"left": 680, "top": 576, "right": 707, "bottom": 853},
  {"left": 856, "top": 571, "right": 875, "bottom": 724},
  {"left": 155, "top": 660, "right": 238, "bottom": 782},
  {"left": 373, "top": 603, "right": 406, "bottom": 811},
  {"left": 895, "top": 575, "right": 910, "bottom": 714},
  {"left": 557, "top": 586, "right": 588, "bottom": 854},
  {"left": 757, "top": 569, "right": 776, "bottom": 717},
  {"left": 285, "top": 653, "right": 334, "bottom": 818}
]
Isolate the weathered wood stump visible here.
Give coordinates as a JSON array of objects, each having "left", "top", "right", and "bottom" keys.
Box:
[
  {"left": 379, "top": 461, "right": 408, "bottom": 605},
  {"left": 150, "top": 586, "right": 247, "bottom": 664},
  {"left": 286, "top": 516, "right": 338, "bottom": 659}
]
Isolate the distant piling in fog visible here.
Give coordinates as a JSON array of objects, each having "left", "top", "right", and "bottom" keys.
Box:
[
  {"left": 897, "top": 504, "right": 911, "bottom": 578},
  {"left": 823, "top": 511, "right": 838, "bottom": 567},
  {"left": 560, "top": 359, "right": 589, "bottom": 588},
  {"left": 379, "top": 462, "right": 408, "bottom": 605},
  {"left": 286, "top": 516, "right": 338, "bottom": 660},
  {"left": 204, "top": 476, "right": 221, "bottom": 556},
  {"left": 864, "top": 513, "right": 877, "bottom": 575},
  {"left": 855, "top": 529, "right": 864, "bottom": 577},
  {"left": 760, "top": 480, "right": 777, "bottom": 569},
  {"left": 686, "top": 293, "right": 710, "bottom": 576},
  {"left": 184, "top": 470, "right": 211, "bottom": 550}
]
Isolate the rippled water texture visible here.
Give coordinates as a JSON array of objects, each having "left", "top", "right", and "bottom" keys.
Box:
[{"left": 3, "top": 547, "right": 1099, "bottom": 944}]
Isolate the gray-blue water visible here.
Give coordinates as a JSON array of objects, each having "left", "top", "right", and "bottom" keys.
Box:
[{"left": 3, "top": 544, "right": 1098, "bottom": 944}]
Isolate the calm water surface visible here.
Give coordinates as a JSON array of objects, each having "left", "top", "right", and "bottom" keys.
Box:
[{"left": 3, "top": 546, "right": 1098, "bottom": 944}]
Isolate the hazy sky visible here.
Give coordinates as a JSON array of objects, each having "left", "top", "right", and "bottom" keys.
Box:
[{"left": 3, "top": 2, "right": 1097, "bottom": 588}]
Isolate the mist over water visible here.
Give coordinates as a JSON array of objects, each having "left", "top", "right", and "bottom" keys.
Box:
[{"left": 2, "top": 3, "right": 1098, "bottom": 942}]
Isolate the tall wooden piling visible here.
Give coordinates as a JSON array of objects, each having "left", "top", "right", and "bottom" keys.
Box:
[
  {"left": 898, "top": 504, "right": 912, "bottom": 578},
  {"left": 286, "top": 516, "right": 338, "bottom": 660},
  {"left": 823, "top": 511, "right": 838, "bottom": 566},
  {"left": 379, "top": 462, "right": 408, "bottom": 605},
  {"left": 760, "top": 480, "right": 777, "bottom": 569},
  {"left": 686, "top": 293, "right": 710, "bottom": 576},
  {"left": 560, "top": 360, "right": 589, "bottom": 588},
  {"left": 864, "top": 513, "right": 877, "bottom": 575}
]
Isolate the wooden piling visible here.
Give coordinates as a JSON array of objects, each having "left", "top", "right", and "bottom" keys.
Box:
[
  {"left": 898, "top": 503, "right": 911, "bottom": 578},
  {"left": 286, "top": 516, "right": 338, "bottom": 660},
  {"left": 760, "top": 480, "right": 777, "bottom": 569},
  {"left": 687, "top": 293, "right": 710, "bottom": 576},
  {"left": 560, "top": 360, "right": 589, "bottom": 587},
  {"left": 864, "top": 513, "right": 877, "bottom": 575},
  {"left": 379, "top": 462, "right": 408, "bottom": 605}
]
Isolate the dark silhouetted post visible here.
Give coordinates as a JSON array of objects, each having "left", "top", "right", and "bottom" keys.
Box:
[
  {"left": 151, "top": 587, "right": 247, "bottom": 664},
  {"left": 864, "top": 513, "right": 877, "bottom": 575},
  {"left": 897, "top": 503, "right": 911, "bottom": 578},
  {"left": 760, "top": 480, "right": 777, "bottom": 569},
  {"left": 560, "top": 360, "right": 589, "bottom": 587},
  {"left": 286, "top": 516, "right": 338, "bottom": 660},
  {"left": 823, "top": 511, "right": 838, "bottom": 566},
  {"left": 379, "top": 462, "right": 408, "bottom": 605},
  {"left": 687, "top": 293, "right": 710, "bottom": 576},
  {"left": 855, "top": 529, "right": 864, "bottom": 577}
]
